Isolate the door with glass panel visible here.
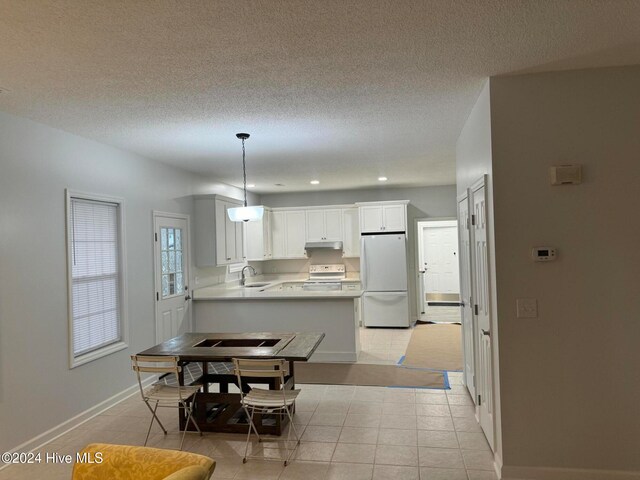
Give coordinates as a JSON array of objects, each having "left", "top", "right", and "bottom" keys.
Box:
[{"left": 154, "top": 213, "right": 190, "bottom": 344}]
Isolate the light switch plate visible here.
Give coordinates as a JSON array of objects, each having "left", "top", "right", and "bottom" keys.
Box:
[{"left": 517, "top": 298, "right": 538, "bottom": 318}]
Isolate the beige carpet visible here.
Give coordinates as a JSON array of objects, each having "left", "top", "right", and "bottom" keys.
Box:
[
  {"left": 401, "top": 324, "right": 463, "bottom": 371},
  {"left": 295, "top": 362, "right": 445, "bottom": 388}
]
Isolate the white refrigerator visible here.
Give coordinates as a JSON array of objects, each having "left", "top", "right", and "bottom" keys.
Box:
[{"left": 361, "top": 233, "right": 410, "bottom": 327}]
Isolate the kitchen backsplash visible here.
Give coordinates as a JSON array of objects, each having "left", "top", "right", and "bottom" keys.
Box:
[{"left": 193, "top": 255, "right": 360, "bottom": 288}]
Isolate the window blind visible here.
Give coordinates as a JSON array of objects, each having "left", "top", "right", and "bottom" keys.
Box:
[{"left": 70, "top": 197, "right": 121, "bottom": 357}]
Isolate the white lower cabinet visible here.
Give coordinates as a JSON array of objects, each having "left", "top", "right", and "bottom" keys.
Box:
[{"left": 282, "top": 282, "right": 304, "bottom": 291}]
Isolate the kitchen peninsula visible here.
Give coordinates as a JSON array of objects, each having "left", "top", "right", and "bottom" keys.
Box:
[{"left": 193, "top": 277, "right": 362, "bottom": 362}]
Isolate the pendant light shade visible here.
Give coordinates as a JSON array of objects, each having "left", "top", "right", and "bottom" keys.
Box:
[{"left": 228, "top": 133, "right": 264, "bottom": 222}]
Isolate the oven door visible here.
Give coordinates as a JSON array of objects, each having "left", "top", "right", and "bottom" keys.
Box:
[{"left": 302, "top": 282, "right": 342, "bottom": 292}]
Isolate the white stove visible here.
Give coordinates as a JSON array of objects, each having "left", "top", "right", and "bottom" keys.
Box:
[{"left": 303, "top": 264, "right": 346, "bottom": 291}]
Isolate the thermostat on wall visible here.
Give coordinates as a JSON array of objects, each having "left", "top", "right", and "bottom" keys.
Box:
[{"left": 532, "top": 247, "right": 556, "bottom": 262}]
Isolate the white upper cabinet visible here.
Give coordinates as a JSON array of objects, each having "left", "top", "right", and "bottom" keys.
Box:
[
  {"left": 195, "top": 196, "right": 245, "bottom": 267},
  {"left": 342, "top": 207, "right": 360, "bottom": 257},
  {"left": 245, "top": 208, "right": 272, "bottom": 261},
  {"left": 358, "top": 201, "right": 408, "bottom": 233},
  {"left": 271, "top": 209, "right": 307, "bottom": 259},
  {"left": 285, "top": 210, "right": 307, "bottom": 257},
  {"left": 306, "top": 208, "right": 342, "bottom": 242}
]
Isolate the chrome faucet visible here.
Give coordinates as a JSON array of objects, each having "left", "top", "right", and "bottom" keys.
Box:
[{"left": 240, "top": 265, "right": 257, "bottom": 286}]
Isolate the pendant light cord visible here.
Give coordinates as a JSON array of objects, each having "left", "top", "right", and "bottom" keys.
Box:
[{"left": 241, "top": 137, "right": 248, "bottom": 207}]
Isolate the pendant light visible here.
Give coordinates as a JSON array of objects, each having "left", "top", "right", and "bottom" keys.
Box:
[{"left": 227, "top": 133, "right": 264, "bottom": 222}]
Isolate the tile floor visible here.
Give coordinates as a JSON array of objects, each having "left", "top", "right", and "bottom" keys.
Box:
[
  {"left": 0, "top": 375, "right": 495, "bottom": 480},
  {"left": 1, "top": 321, "right": 494, "bottom": 480}
]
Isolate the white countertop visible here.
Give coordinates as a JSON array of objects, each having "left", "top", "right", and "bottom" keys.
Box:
[{"left": 193, "top": 273, "right": 361, "bottom": 301}]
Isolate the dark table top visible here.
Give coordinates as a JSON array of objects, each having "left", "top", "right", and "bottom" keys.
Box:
[{"left": 137, "top": 332, "right": 325, "bottom": 362}]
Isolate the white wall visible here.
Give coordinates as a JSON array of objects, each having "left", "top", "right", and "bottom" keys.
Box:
[
  {"left": 260, "top": 186, "right": 458, "bottom": 320},
  {"left": 490, "top": 66, "right": 640, "bottom": 476},
  {"left": 455, "top": 80, "right": 503, "bottom": 463},
  {"left": 0, "top": 110, "right": 248, "bottom": 451}
]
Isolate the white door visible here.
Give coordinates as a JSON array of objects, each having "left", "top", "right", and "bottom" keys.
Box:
[
  {"left": 472, "top": 183, "right": 495, "bottom": 450},
  {"left": 154, "top": 213, "right": 191, "bottom": 344},
  {"left": 423, "top": 224, "right": 460, "bottom": 295},
  {"left": 458, "top": 196, "right": 476, "bottom": 401}
]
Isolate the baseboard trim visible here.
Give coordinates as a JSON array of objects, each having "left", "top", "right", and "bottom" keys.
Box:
[
  {"left": 1, "top": 376, "right": 155, "bottom": 468},
  {"left": 502, "top": 465, "right": 640, "bottom": 480},
  {"left": 309, "top": 351, "right": 358, "bottom": 363},
  {"left": 494, "top": 451, "right": 503, "bottom": 479}
]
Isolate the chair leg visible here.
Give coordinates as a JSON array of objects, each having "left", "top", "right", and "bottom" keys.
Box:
[
  {"left": 144, "top": 401, "right": 166, "bottom": 446},
  {"left": 242, "top": 406, "right": 258, "bottom": 464},
  {"left": 283, "top": 405, "right": 300, "bottom": 466},
  {"left": 179, "top": 401, "right": 201, "bottom": 451}
]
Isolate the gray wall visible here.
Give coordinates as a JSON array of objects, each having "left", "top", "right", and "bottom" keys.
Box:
[
  {"left": 490, "top": 66, "right": 640, "bottom": 475},
  {"left": 260, "top": 185, "right": 458, "bottom": 320},
  {"left": 261, "top": 185, "right": 456, "bottom": 217},
  {"left": 0, "top": 110, "right": 244, "bottom": 451}
]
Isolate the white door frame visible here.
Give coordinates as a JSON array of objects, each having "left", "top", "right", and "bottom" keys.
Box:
[
  {"left": 152, "top": 211, "right": 192, "bottom": 344},
  {"left": 414, "top": 217, "right": 459, "bottom": 318}
]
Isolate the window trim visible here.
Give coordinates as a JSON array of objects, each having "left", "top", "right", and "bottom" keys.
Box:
[{"left": 65, "top": 189, "right": 129, "bottom": 368}]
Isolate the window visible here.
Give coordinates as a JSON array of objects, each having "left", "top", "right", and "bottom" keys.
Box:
[{"left": 66, "top": 190, "right": 128, "bottom": 367}]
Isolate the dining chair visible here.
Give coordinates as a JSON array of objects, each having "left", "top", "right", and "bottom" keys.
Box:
[
  {"left": 131, "top": 355, "right": 203, "bottom": 450},
  {"left": 232, "top": 358, "right": 301, "bottom": 466}
]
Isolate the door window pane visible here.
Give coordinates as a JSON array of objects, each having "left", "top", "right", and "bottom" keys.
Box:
[{"left": 160, "top": 227, "right": 184, "bottom": 298}]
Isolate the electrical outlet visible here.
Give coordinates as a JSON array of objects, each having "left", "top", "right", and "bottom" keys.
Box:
[
  {"left": 194, "top": 276, "right": 199, "bottom": 285},
  {"left": 517, "top": 298, "right": 538, "bottom": 318}
]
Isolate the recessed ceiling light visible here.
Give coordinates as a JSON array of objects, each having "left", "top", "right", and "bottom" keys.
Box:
[
  {"left": 378, "top": 176, "right": 388, "bottom": 182},
  {"left": 247, "top": 184, "right": 255, "bottom": 188},
  {"left": 310, "top": 180, "right": 320, "bottom": 185}
]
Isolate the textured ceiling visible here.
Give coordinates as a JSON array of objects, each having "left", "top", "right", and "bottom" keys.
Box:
[{"left": 1, "top": 1, "right": 640, "bottom": 193}]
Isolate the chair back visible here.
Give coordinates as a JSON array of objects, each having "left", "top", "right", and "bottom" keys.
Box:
[
  {"left": 131, "top": 355, "right": 184, "bottom": 400},
  {"left": 232, "top": 358, "right": 289, "bottom": 402}
]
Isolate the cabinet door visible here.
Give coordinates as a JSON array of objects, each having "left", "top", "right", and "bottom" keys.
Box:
[
  {"left": 264, "top": 210, "right": 272, "bottom": 258},
  {"left": 360, "top": 206, "right": 384, "bottom": 233},
  {"left": 245, "top": 216, "right": 264, "bottom": 260},
  {"left": 224, "top": 205, "right": 237, "bottom": 263},
  {"left": 215, "top": 200, "right": 229, "bottom": 265},
  {"left": 342, "top": 208, "right": 360, "bottom": 257},
  {"left": 383, "top": 204, "right": 406, "bottom": 231},
  {"left": 234, "top": 219, "right": 245, "bottom": 263},
  {"left": 285, "top": 210, "right": 307, "bottom": 257},
  {"left": 324, "top": 209, "right": 343, "bottom": 241},
  {"left": 271, "top": 211, "right": 286, "bottom": 259},
  {"left": 306, "top": 210, "right": 326, "bottom": 241}
]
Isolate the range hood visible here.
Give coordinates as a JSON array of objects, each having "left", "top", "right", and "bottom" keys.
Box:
[{"left": 304, "top": 241, "right": 343, "bottom": 251}]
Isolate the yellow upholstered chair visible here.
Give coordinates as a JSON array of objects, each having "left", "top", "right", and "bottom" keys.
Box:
[{"left": 71, "top": 443, "right": 215, "bottom": 480}]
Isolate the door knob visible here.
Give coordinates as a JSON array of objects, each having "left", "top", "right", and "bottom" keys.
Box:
[
  {"left": 185, "top": 294, "right": 192, "bottom": 301},
  {"left": 481, "top": 329, "right": 490, "bottom": 336}
]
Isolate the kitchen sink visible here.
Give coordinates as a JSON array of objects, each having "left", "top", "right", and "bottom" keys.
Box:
[{"left": 243, "top": 282, "right": 271, "bottom": 288}]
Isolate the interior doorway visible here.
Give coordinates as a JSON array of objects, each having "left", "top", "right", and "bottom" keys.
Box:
[{"left": 417, "top": 219, "right": 461, "bottom": 323}]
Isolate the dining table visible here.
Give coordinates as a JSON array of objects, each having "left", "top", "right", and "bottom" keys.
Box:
[{"left": 136, "top": 331, "right": 325, "bottom": 435}]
